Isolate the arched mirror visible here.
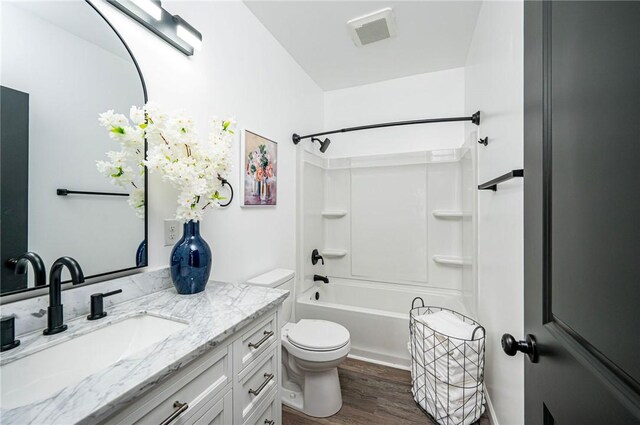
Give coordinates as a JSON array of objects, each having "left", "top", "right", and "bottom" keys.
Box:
[{"left": 1, "top": 1, "right": 147, "bottom": 296}]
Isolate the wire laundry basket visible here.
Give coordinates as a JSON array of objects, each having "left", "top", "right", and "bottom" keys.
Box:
[{"left": 409, "top": 297, "right": 486, "bottom": 425}]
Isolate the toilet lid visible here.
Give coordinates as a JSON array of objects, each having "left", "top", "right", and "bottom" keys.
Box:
[{"left": 287, "top": 319, "right": 350, "bottom": 351}]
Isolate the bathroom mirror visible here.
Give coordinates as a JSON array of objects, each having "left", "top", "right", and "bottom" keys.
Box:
[{"left": 0, "top": 1, "right": 147, "bottom": 296}]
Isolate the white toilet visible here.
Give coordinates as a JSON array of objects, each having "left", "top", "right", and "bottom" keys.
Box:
[{"left": 246, "top": 269, "right": 351, "bottom": 418}]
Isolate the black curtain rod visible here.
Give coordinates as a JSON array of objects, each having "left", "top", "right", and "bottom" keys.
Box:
[
  {"left": 57, "top": 188, "right": 129, "bottom": 197},
  {"left": 292, "top": 111, "right": 480, "bottom": 144}
]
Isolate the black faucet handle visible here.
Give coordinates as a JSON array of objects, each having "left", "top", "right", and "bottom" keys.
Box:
[
  {"left": 1, "top": 316, "right": 21, "bottom": 352},
  {"left": 87, "top": 289, "right": 122, "bottom": 320},
  {"left": 311, "top": 249, "right": 325, "bottom": 265}
]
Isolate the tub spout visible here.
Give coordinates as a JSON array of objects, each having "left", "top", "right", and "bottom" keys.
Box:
[{"left": 314, "top": 274, "right": 329, "bottom": 284}]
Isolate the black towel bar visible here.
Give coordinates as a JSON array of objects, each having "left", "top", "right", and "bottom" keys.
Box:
[
  {"left": 478, "top": 169, "right": 524, "bottom": 191},
  {"left": 57, "top": 188, "right": 128, "bottom": 197}
]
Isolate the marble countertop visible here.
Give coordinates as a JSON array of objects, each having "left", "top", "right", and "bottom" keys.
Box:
[{"left": 0, "top": 282, "right": 288, "bottom": 424}]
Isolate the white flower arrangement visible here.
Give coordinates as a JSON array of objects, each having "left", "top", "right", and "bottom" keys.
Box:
[{"left": 98, "top": 102, "right": 235, "bottom": 222}]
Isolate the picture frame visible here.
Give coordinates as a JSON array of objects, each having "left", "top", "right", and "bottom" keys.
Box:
[{"left": 240, "top": 130, "right": 278, "bottom": 206}]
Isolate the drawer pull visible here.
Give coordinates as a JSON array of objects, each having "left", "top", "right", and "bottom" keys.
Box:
[
  {"left": 248, "top": 330, "right": 274, "bottom": 349},
  {"left": 159, "top": 401, "right": 189, "bottom": 425},
  {"left": 264, "top": 420, "right": 275, "bottom": 425},
  {"left": 248, "top": 373, "right": 274, "bottom": 396}
]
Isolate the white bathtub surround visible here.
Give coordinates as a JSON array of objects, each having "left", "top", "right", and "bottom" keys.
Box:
[
  {"left": 300, "top": 147, "right": 474, "bottom": 367},
  {"left": 297, "top": 279, "right": 467, "bottom": 368},
  {"left": 0, "top": 281, "right": 288, "bottom": 424},
  {"left": 0, "top": 268, "right": 172, "bottom": 336}
]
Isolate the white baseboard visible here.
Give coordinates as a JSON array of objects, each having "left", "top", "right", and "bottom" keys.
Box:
[
  {"left": 485, "top": 390, "right": 499, "bottom": 425},
  {"left": 347, "top": 353, "right": 410, "bottom": 371}
]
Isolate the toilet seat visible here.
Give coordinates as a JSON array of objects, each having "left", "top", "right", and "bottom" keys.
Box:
[
  {"left": 287, "top": 319, "right": 350, "bottom": 351},
  {"left": 282, "top": 321, "right": 351, "bottom": 362}
]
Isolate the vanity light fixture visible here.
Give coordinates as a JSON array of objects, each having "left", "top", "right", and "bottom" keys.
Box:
[
  {"left": 129, "top": 0, "right": 162, "bottom": 21},
  {"left": 175, "top": 16, "right": 202, "bottom": 51},
  {"left": 108, "top": 0, "right": 202, "bottom": 56}
]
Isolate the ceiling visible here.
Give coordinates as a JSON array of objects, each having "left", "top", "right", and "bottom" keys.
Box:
[{"left": 244, "top": 1, "right": 482, "bottom": 91}]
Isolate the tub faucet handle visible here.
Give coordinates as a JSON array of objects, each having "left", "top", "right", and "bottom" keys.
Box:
[{"left": 311, "top": 249, "right": 324, "bottom": 265}]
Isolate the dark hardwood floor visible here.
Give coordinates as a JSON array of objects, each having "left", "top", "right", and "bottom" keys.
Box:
[{"left": 282, "top": 358, "right": 491, "bottom": 425}]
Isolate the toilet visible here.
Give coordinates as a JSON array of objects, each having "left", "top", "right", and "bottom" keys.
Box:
[{"left": 246, "top": 269, "right": 351, "bottom": 418}]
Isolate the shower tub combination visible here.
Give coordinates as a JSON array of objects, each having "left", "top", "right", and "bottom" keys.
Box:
[{"left": 296, "top": 278, "right": 468, "bottom": 369}]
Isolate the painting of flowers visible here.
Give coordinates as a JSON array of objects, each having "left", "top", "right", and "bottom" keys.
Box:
[{"left": 242, "top": 130, "right": 277, "bottom": 206}]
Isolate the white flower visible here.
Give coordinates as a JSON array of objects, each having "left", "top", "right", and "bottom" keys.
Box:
[
  {"left": 128, "top": 188, "right": 145, "bottom": 219},
  {"left": 129, "top": 106, "right": 145, "bottom": 125}
]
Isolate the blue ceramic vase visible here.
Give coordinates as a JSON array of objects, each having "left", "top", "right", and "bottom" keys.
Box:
[
  {"left": 136, "top": 240, "right": 147, "bottom": 267},
  {"left": 170, "top": 221, "right": 211, "bottom": 295}
]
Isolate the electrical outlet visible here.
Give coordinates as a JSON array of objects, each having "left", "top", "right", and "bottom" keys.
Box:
[{"left": 164, "top": 219, "right": 180, "bottom": 246}]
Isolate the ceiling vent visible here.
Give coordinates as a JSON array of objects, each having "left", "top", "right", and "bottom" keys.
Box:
[{"left": 347, "top": 7, "right": 396, "bottom": 47}]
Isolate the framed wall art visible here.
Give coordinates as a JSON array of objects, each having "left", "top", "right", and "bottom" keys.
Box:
[{"left": 241, "top": 130, "right": 277, "bottom": 206}]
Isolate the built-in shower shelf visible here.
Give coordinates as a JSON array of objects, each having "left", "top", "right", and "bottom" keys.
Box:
[
  {"left": 432, "top": 210, "right": 471, "bottom": 218},
  {"left": 321, "top": 249, "right": 348, "bottom": 258},
  {"left": 322, "top": 210, "right": 348, "bottom": 218},
  {"left": 432, "top": 255, "right": 468, "bottom": 266}
]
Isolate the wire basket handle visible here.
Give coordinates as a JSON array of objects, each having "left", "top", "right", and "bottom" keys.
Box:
[
  {"left": 411, "top": 297, "right": 425, "bottom": 310},
  {"left": 472, "top": 325, "right": 485, "bottom": 340}
]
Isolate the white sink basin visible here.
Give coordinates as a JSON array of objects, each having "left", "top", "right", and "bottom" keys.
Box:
[{"left": 0, "top": 314, "right": 187, "bottom": 410}]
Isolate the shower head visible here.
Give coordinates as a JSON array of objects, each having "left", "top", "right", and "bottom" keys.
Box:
[{"left": 312, "top": 137, "right": 331, "bottom": 153}]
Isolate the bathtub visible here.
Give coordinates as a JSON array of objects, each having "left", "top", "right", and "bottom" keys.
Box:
[{"left": 296, "top": 278, "right": 469, "bottom": 369}]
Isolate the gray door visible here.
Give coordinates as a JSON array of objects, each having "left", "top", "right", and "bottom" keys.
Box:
[
  {"left": 1, "top": 86, "right": 30, "bottom": 292},
  {"left": 522, "top": 1, "right": 640, "bottom": 423}
]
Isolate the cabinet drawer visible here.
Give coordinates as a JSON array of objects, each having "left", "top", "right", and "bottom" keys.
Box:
[
  {"left": 105, "top": 345, "right": 231, "bottom": 425},
  {"left": 237, "top": 346, "right": 278, "bottom": 422},
  {"left": 192, "top": 389, "right": 232, "bottom": 425},
  {"left": 235, "top": 313, "right": 277, "bottom": 373},
  {"left": 244, "top": 389, "right": 279, "bottom": 425}
]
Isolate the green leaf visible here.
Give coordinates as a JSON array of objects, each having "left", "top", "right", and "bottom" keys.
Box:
[
  {"left": 110, "top": 126, "right": 126, "bottom": 135},
  {"left": 111, "top": 167, "right": 124, "bottom": 178},
  {"left": 139, "top": 123, "right": 147, "bottom": 129}
]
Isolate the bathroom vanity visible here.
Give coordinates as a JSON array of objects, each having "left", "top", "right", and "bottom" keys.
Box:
[{"left": 0, "top": 275, "right": 288, "bottom": 425}]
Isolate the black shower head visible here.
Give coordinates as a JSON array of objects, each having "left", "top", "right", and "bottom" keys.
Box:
[
  {"left": 312, "top": 137, "right": 331, "bottom": 153},
  {"left": 319, "top": 138, "right": 331, "bottom": 153}
]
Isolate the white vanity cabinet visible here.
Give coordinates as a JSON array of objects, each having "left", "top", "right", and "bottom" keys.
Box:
[{"left": 101, "top": 309, "right": 281, "bottom": 425}]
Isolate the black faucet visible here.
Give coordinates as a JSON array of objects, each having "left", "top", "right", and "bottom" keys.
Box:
[
  {"left": 311, "top": 249, "right": 324, "bottom": 265},
  {"left": 44, "top": 257, "right": 84, "bottom": 335},
  {"left": 10, "top": 252, "right": 47, "bottom": 287},
  {"left": 314, "top": 274, "right": 329, "bottom": 284}
]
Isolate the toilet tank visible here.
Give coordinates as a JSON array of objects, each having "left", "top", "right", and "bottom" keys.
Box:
[{"left": 246, "top": 269, "right": 294, "bottom": 323}]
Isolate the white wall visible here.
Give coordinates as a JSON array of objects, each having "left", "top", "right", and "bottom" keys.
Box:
[
  {"left": 91, "top": 0, "right": 324, "bottom": 284},
  {"left": 464, "top": 2, "right": 524, "bottom": 424},
  {"left": 322, "top": 68, "right": 466, "bottom": 158},
  {"left": 1, "top": 2, "right": 144, "bottom": 281}
]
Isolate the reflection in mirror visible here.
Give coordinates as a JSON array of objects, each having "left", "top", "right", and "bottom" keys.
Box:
[{"left": 0, "top": 1, "right": 147, "bottom": 296}]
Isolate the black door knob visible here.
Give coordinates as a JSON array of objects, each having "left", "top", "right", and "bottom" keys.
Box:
[{"left": 501, "top": 333, "right": 538, "bottom": 363}]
